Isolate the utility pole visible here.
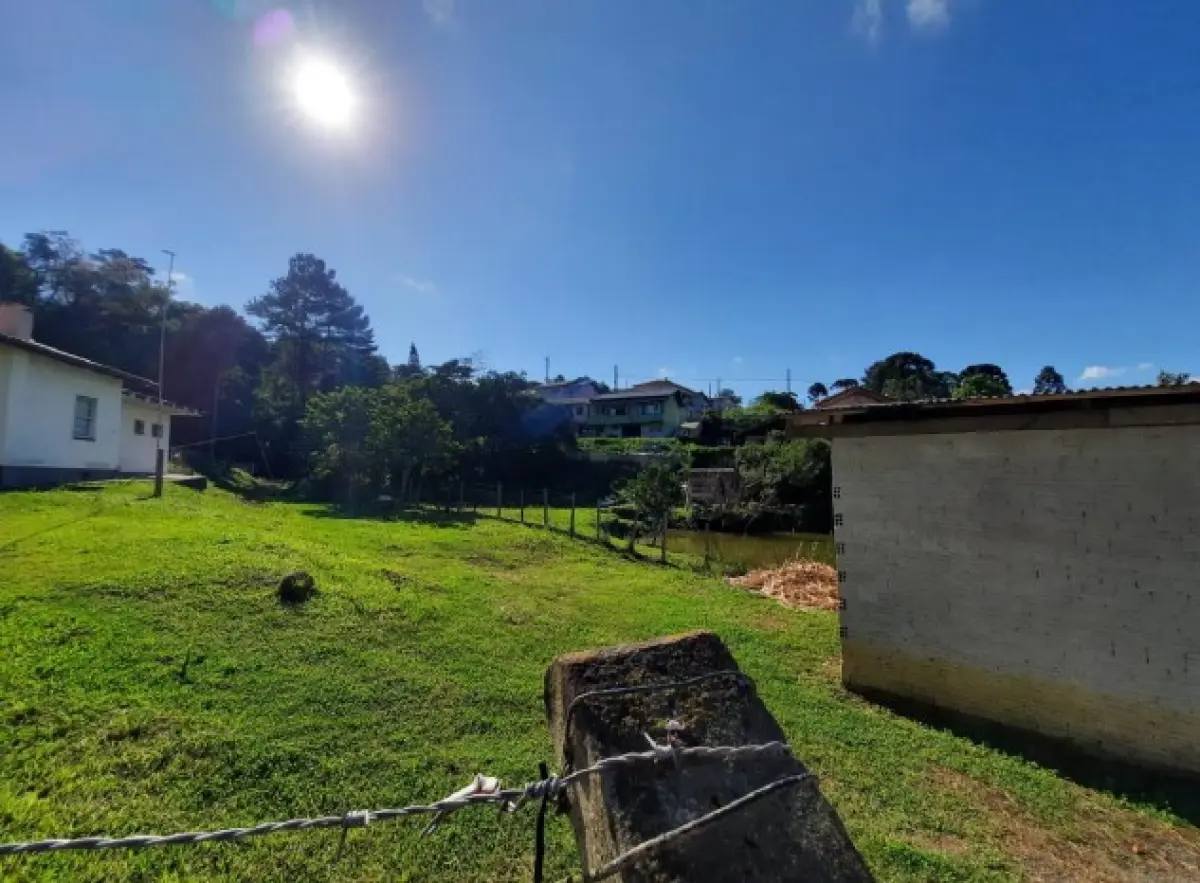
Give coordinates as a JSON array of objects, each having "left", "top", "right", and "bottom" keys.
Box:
[
  {"left": 716, "top": 377, "right": 722, "bottom": 412},
  {"left": 545, "top": 356, "right": 550, "bottom": 383},
  {"left": 786, "top": 368, "right": 792, "bottom": 395},
  {"left": 613, "top": 364, "right": 618, "bottom": 390},
  {"left": 154, "top": 249, "right": 176, "bottom": 498}
]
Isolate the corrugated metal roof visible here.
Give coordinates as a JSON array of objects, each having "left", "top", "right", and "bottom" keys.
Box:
[{"left": 813, "top": 383, "right": 1199, "bottom": 411}]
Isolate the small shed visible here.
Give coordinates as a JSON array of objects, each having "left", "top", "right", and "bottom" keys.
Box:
[{"left": 789, "top": 385, "right": 1200, "bottom": 776}]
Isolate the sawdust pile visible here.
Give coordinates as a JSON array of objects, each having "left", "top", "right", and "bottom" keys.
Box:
[{"left": 729, "top": 558, "right": 840, "bottom": 611}]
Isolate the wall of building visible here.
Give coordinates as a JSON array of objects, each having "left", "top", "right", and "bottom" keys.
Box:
[
  {"left": 0, "top": 350, "right": 124, "bottom": 484},
  {"left": 0, "top": 349, "right": 12, "bottom": 459},
  {"left": 834, "top": 425, "right": 1200, "bottom": 775},
  {"left": 119, "top": 399, "right": 171, "bottom": 474}
]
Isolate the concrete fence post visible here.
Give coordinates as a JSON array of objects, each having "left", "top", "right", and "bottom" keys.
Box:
[
  {"left": 545, "top": 632, "right": 872, "bottom": 882},
  {"left": 153, "top": 449, "right": 165, "bottom": 498}
]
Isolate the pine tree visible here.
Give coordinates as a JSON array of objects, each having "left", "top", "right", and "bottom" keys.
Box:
[{"left": 246, "top": 253, "right": 376, "bottom": 407}]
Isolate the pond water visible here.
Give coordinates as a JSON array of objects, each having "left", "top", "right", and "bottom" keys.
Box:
[{"left": 666, "top": 529, "right": 835, "bottom": 570}]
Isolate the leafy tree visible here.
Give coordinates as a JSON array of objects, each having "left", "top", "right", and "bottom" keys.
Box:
[
  {"left": 0, "top": 244, "right": 37, "bottom": 305},
  {"left": 864, "top": 352, "right": 955, "bottom": 401},
  {"left": 753, "top": 390, "right": 801, "bottom": 412},
  {"left": 806, "top": 382, "right": 828, "bottom": 404},
  {"left": 956, "top": 363, "right": 1012, "bottom": 398},
  {"left": 299, "top": 386, "right": 375, "bottom": 501},
  {"left": 301, "top": 383, "right": 453, "bottom": 503},
  {"left": 1032, "top": 365, "right": 1067, "bottom": 395},
  {"left": 408, "top": 343, "right": 421, "bottom": 370},
  {"left": 736, "top": 438, "right": 830, "bottom": 508},
  {"left": 1157, "top": 370, "right": 1191, "bottom": 387},
  {"left": 368, "top": 384, "right": 454, "bottom": 500},
  {"left": 617, "top": 460, "right": 686, "bottom": 557},
  {"left": 831, "top": 378, "right": 859, "bottom": 391},
  {"left": 954, "top": 373, "right": 1011, "bottom": 399}
]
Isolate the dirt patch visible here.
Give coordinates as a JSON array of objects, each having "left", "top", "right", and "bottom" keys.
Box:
[
  {"left": 380, "top": 569, "right": 410, "bottom": 587},
  {"left": 929, "top": 767, "right": 1200, "bottom": 881},
  {"left": 729, "top": 559, "right": 840, "bottom": 611}
]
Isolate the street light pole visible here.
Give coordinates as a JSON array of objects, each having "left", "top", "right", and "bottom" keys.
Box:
[{"left": 154, "top": 249, "right": 176, "bottom": 498}]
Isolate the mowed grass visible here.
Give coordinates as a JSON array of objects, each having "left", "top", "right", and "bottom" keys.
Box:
[{"left": 1, "top": 483, "right": 1198, "bottom": 882}]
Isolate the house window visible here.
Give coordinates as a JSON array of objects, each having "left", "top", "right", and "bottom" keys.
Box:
[
  {"left": 613, "top": 406, "right": 627, "bottom": 416},
  {"left": 73, "top": 396, "right": 97, "bottom": 440},
  {"left": 151, "top": 423, "right": 164, "bottom": 439},
  {"left": 574, "top": 406, "right": 584, "bottom": 416},
  {"left": 134, "top": 419, "right": 146, "bottom": 436},
  {"left": 641, "top": 402, "right": 663, "bottom": 415}
]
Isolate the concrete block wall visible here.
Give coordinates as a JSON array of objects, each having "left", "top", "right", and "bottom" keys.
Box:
[{"left": 834, "top": 425, "right": 1200, "bottom": 775}]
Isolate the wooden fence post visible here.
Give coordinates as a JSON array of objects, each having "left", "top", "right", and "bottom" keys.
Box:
[
  {"left": 545, "top": 632, "right": 872, "bottom": 882},
  {"left": 569, "top": 493, "right": 576, "bottom": 538},
  {"left": 543, "top": 488, "right": 549, "bottom": 528},
  {"left": 520, "top": 489, "right": 525, "bottom": 523},
  {"left": 497, "top": 482, "right": 503, "bottom": 518}
]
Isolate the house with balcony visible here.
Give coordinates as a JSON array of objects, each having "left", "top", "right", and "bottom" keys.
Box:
[{"left": 582, "top": 381, "right": 708, "bottom": 438}]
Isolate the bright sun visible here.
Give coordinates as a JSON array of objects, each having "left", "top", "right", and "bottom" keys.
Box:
[{"left": 291, "top": 56, "right": 356, "bottom": 128}]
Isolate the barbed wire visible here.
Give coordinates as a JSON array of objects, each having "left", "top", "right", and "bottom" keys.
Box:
[{"left": 0, "top": 741, "right": 793, "bottom": 858}]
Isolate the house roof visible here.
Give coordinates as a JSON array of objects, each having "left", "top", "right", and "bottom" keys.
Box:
[
  {"left": 814, "top": 387, "right": 891, "bottom": 409},
  {"left": 788, "top": 383, "right": 1200, "bottom": 438},
  {"left": 537, "top": 377, "right": 598, "bottom": 390},
  {"left": 629, "top": 379, "right": 703, "bottom": 397},
  {"left": 0, "top": 331, "right": 154, "bottom": 384},
  {"left": 122, "top": 390, "right": 201, "bottom": 417},
  {"left": 591, "top": 389, "right": 678, "bottom": 402}
]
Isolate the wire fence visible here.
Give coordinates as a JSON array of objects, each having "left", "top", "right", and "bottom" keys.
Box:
[
  {"left": 0, "top": 735, "right": 811, "bottom": 883},
  {"left": 373, "top": 480, "right": 746, "bottom": 574}
]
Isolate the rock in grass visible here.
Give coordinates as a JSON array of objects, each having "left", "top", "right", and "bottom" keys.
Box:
[{"left": 277, "top": 571, "right": 317, "bottom": 605}]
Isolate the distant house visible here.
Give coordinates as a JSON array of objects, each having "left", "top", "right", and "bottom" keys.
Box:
[
  {"left": 625, "top": 380, "right": 709, "bottom": 420},
  {"left": 0, "top": 303, "right": 198, "bottom": 488},
  {"left": 814, "top": 387, "right": 891, "bottom": 410},
  {"left": 582, "top": 381, "right": 709, "bottom": 439},
  {"left": 534, "top": 377, "right": 604, "bottom": 434}
]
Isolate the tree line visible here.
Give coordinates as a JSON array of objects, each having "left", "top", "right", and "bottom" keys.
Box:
[
  {"left": 0, "top": 231, "right": 573, "bottom": 497},
  {"left": 1, "top": 231, "right": 1190, "bottom": 503}
]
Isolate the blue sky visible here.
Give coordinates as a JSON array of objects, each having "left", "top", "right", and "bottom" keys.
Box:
[{"left": 2, "top": 0, "right": 1197, "bottom": 399}]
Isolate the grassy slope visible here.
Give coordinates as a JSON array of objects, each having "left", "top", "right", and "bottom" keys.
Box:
[{"left": 0, "top": 483, "right": 1196, "bottom": 882}]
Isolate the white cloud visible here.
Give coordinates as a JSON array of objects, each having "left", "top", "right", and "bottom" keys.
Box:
[
  {"left": 1079, "top": 365, "right": 1127, "bottom": 382},
  {"left": 169, "top": 271, "right": 189, "bottom": 283},
  {"left": 399, "top": 276, "right": 437, "bottom": 296},
  {"left": 907, "top": 0, "right": 950, "bottom": 31},
  {"left": 423, "top": 0, "right": 455, "bottom": 28},
  {"left": 852, "top": 0, "right": 884, "bottom": 44},
  {"left": 1136, "top": 362, "right": 1155, "bottom": 373}
]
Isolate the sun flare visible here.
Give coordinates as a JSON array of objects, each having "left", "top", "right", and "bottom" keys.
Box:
[{"left": 291, "top": 56, "right": 357, "bottom": 128}]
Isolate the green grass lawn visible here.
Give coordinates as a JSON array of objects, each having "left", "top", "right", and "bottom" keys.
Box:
[{"left": 1, "top": 482, "right": 1197, "bottom": 881}]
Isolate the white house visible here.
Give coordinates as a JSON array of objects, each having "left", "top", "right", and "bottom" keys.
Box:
[{"left": 0, "top": 303, "right": 197, "bottom": 488}]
